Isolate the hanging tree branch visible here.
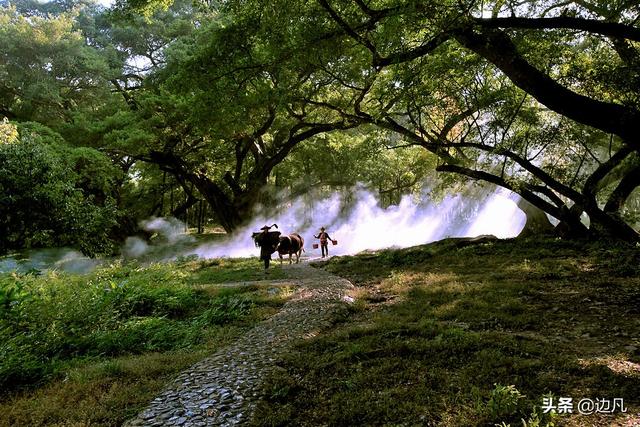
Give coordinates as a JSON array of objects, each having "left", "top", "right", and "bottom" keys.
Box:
[
  {"left": 474, "top": 17, "right": 640, "bottom": 42},
  {"left": 453, "top": 26, "right": 640, "bottom": 146}
]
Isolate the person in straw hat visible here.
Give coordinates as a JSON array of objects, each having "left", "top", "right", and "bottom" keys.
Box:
[
  {"left": 314, "top": 227, "right": 333, "bottom": 258},
  {"left": 252, "top": 224, "right": 280, "bottom": 271}
]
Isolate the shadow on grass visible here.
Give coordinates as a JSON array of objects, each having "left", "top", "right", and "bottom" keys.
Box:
[{"left": 253, "top": 237, "right": 640, "bottom": 426}]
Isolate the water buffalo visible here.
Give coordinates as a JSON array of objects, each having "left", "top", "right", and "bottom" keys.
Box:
[
  {"left": 275, "top": 233, "right": 304, "bottom": 265},
  {"left": 251, "top": 224, "right": 304, "bottom": 270}
]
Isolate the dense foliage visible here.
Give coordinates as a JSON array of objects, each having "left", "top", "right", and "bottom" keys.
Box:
[
  {"left": 0, "top": 122, "right": 119, "bottom": 255},
  {"left": 0, "top": 257, "right": 282, "bottom": 391},
  {"left": 0, "top": 2, "right": 638, "bottom": 423},
  {"left": 1, "top": 0, "right": 639, "bottom": 250}
]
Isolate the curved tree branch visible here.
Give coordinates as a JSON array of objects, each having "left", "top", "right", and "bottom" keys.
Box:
[
  {"left": 475, "top": 17, "right": 640, "bottom": 42},
  {"left": 435, "top": 163, "right": 565, "bottom": 219},
  {"left": 583, "top": 144, "right": 634, "bottom": 201},
  {"left": 438, "top": 141, "right": 585, "bottom": 202},
  {"left": 604, "top": 162, "right": 640, "bottom": 214},
  {"left": 317, "top": 0, "right": 381, "bottom": 63},
  {"left": 453, "top": 26, "right": 640, "bottom": 146}
]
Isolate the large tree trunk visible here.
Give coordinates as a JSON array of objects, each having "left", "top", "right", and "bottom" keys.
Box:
[
  {"left": 146, "top": 151, "right": 246, "bottom": 233},
  {"left": 191, "top": 176, "right": 244, "bottom": 233},
  {"left": 581, "top": 198, "right": 639, "bottom": 241},
  {"left": 553, "top": 206, "right": 591, "bottom": 240},
  {"left": 188, "top": 174, "right": 269, "bottom": 233},
  {"left": 516, "top": 197, "right": 555, "bottom": 238},
  {"left": 604, "top": 164, "right": 640, "bottom": 215}
]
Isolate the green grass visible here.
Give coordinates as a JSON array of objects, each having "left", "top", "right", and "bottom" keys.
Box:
[
  {"left": 0, "top": 256, "right": 293, "bottom": 426},
  {"left": 190, "top": 257, "right": 287, "bottom": 283},
  {"left": 252, "top": 237, "right": 640, "bottom": 427}
]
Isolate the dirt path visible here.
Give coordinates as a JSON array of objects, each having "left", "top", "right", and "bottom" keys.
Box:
[{"left": 126, "top": 263, "right": 354, "bottom": 426}]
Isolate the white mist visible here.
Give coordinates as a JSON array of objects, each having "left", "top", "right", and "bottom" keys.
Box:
[{"left": 193, "top": 185, "right": 526, "bottom": 259}]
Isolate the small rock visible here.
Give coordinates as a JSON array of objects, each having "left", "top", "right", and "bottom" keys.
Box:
[{"left": 141, "top": 412, "right": 155, "bottom": 420}]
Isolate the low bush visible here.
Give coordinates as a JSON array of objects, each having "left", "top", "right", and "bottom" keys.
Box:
[{"left": 0, "top": 261, "right": 263, "bottom": 391}]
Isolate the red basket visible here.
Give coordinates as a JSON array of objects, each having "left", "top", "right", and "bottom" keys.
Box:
[
  {"left": 332, "top": 240, "right": 338, "bottom": 245},
  {"left": 312, "top": 243, "right": 319, "bottom": 249}
]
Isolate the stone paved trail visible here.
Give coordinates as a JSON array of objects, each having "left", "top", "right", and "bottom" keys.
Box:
[{"left": 126, "top": 262, "right": 354, "bottom": 426}]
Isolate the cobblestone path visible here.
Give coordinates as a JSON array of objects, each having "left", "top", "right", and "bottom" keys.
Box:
[{"left": 126, "top": 263, "right": 354, "bottom": 426}]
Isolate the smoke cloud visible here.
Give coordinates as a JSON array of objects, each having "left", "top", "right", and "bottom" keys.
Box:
[
  {"left": 141, "top": 217, "right": 195, "bottom": 244},
  {"left": 0, "top": 248, "right": 101, "bottom": 274},
  {"left": 122, "top": 217, "right": 196, "bottom": 260},
  {"left": 0, "top": 217, "right": 197, "bottom": 274}
]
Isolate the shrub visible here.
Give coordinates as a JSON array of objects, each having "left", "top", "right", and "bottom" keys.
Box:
[
  {"left": 0, "top": 123, "right": 121, "bottom": 256},
  {"left": 485, "top": 383, "right": 525, "bottom": 420},
  {"left": 0, "top": 262, "right": 254, "bottom": 391}
]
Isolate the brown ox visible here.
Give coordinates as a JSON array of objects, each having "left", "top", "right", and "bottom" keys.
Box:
[{"left": 275, "top": 233, "right": 304, "bottom": 265}]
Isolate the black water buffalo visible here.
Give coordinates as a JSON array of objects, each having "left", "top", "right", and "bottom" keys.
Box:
[{"left": 251, "top": 224, "right": 304, "bottom": 270}]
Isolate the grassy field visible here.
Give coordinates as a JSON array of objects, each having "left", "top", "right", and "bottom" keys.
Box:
[
  {"left": 0, "top": 256, "right": 291, "bottom": 426},
  {"left": 252, "top": 237, "right": 640, "bottom": 427}
]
